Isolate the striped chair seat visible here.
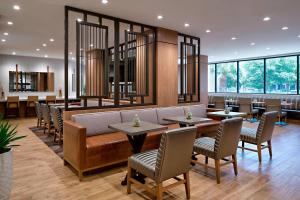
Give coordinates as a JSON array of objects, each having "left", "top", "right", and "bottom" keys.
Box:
[
  {"left": 193, "top": 137, "right": 215, "bottom": 158},
  {"left": 129, "top": 149, "right": 157, "bottom": 179},
  {"left": 240, "top": 127, "right": 257, "bottom": 143}
]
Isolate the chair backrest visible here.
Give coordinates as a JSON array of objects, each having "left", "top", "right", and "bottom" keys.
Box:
[
  {"left": 238, "top": 98, "right": 252, "bottom": 114},
  {"left": 256, "top": 111, "right": 277, "bottom": 143},
  {"left": 27, "top": 96, "right": 39, "bottom": 107},
  {"left": 155, "top": 127, "right": 197, "bottom": 182},
  {"left": 214, "top": 96, "right": 225, "bottom": 109},
  {"left": 35, "top": 102, "right": 42, "bottom": 119},
  {"left": 46, "top": 95, "right": 56, "bottom": 104},
  {"left": 265, "top": 99, "right": 281, "bottom": 112},
  {"left": 50, "top": 106, "right": 63, "bottom": 132},
  {"left": 7, "top": 96, "right": 19, "bottom": 108},
  {"left": 41, "top": 104, "right": 51, "bottom": 124},
  {"left": 214, "top": 117, "right": 243, "bottom": 159}
]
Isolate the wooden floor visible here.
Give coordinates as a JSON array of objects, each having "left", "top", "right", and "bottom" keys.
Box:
[{"left": 9, "top": 118, "right": 300, "bottom": 200}]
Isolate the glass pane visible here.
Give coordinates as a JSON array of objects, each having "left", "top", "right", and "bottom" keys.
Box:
[
  {"left": 266, "top": 56, "right": 297, "bottom": 94},
  {"left": 216, "top": 62, "right": 237, "bottom": 92},
  {"left": 239, "top": 60, "right": 264, "bottom": 93},
  {"left": 208, "top": 64, "right": 215, "bottom": 92}
]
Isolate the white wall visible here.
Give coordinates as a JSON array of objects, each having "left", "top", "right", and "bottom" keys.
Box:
[{"left": 0, "top": 54, "right": 76, "bottom": 98}]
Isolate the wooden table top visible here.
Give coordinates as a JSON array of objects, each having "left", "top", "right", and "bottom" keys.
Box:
[
  {"left": 108, "top": 121, "right": 167, "bottom": 136},
  {"left": 207, "top": 111, "right": 247, "bottom": 118},
  {"left": 163, "top": 116, "right": 213, "bottom": 126}
]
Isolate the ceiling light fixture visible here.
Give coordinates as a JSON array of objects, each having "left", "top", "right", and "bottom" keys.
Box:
[
  {"left": 298, "top": 35, "right": 300, "bottom": 38},
  {"left": 251, "top": 42, "right": 256, "bottom": 46},
  {"left": 3, "top": 32, "right": 8, "bottom": 36},
  {"left": 13, "top": 5, "right": 20, "bottom": 10},
  {"left": 101, "top": 0, "right": 108, "bottom": 4},
  {"left": 42, "top": 43, "right": 47, "bottom": 47},
  {"left": 49, "top": 38, "right": 54, "bottom": 42},
  {"left": 263, "top": 16, "right": 271, "bottom": 21},
  {"left": 231, "top": 37, "right": 237, "bottom": 40},
  {"left": 206, "top": 29, "right": 211, "bottom": 33},
  {"left": 69, "top": 52, "right": 73, "bottom": 55},
  {"left": 1, "top": 39, "right": 6, "bottom": 42},
  {"left": 77, "top": 18, "right": 83, "bottom": 22},
  {"left": 36, "top": 48, "right": 40, "bottom": 51},
  {"left": 12, "top": 52, "right": 16, "bottom": 55},
  {"left": 266, "top": 47, "right": 270, "bottom": 50},
  {"left": 184, "top": 23, "right": 190, "bottom": 27},
  {"left": 7, "top": 21, "right": 13, "bottom": 25},
  {"left": 157, "top": 15, "right": 163, "bottom": 20},
  {"left": 44, "top": 55, "right": 48, "bottom": 58},
  {"left": 281, "top": 26, "right": 288, "bottom": 30}
]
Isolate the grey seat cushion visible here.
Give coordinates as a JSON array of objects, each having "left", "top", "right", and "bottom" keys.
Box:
[
  {"left": 184, "top": 104, "right": 207, "bottom": 118},
  {"left": 240, "top": 127, "right": 257, "bottom": 143},
  {"left": 156, "top": 106, "right": 185, "bottom": 125},
  {"left": 120, "top": 108, "right": 158, "bottom": 124},
  {"left": 194, "top": 137, "right": 215, "bottom": 158},
  {"left": 129, "top": 149, "right": 157, "bottom": 179}
]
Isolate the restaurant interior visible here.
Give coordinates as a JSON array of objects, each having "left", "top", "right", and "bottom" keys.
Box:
[{"left": 0, "top": 0, "right": 299, "bottom": 199}]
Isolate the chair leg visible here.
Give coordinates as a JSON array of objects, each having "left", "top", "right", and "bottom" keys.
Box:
[
  {"left": 183, "top": 172, "right": 191, "bottom": 199},
  {"left": 205, "top": 156, "right": 208, "bottom": 164},
  {"left": 156, "top": 183, "right": 163, "bottom": 200},
  {"left": 53, "top": 130, "right": 57, "bottom": 142},
  {"left": 37, "top": 119, "right": 40, "bottom": 127},
  {"left": 127, "top": 162, "right": 132, "bottom": 194},
  {"left": 59, "top": 131, "right": 63, "bottom": 144},
  {"left": 215, "top": 159, "right": 221, "bottom": 184},
  {"left": 232, "top": 154, "right": 238, "bottom": 176},
  {"left": 78, "top": 171, "right": 83, "bottom": 181},
  {"left": 242, "top": 141, "right": 245, "bottom": 150},
  {"left": 267, "top": 140, "right": 272, "bottom": 158},
  {"left": 257, "top": 144, "right": 262, "bottom": 162},
  {"left": 43, "top": 123, "right": 46, "bottom": 134}
]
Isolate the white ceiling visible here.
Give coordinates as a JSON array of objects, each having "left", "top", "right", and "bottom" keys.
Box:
[{"left": 0, "top": 0, "right": 300, "bottom": 62}]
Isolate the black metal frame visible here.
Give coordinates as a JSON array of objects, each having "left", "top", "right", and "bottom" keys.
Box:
[
  {"left": 65, "top": 6, "right": 157, "bottom": 110},
  {"left": 209, "top": 53, "right": 300, "bottom": 95},
  {"left": 178, "top": 33, "right": 201, "bottom": 103}
]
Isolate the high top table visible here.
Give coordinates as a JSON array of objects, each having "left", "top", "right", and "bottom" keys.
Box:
[{"left": 108, "top": 121, "right": 167, "bottom": 186}]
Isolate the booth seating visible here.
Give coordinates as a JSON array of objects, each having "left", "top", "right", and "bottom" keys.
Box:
[
  {"left": 239, "top": 97, "right": 259, "bottom": 122},
  {"left": 5, "top": 96, "right": 20, "bottom": 118},
  {"left": 26, "top": 96, "right": 39, "bottom": 116},
  {"left": 63, "top": 104, "right": 221, "bottom": 180}
]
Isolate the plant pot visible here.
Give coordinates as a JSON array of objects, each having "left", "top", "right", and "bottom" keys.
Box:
[{"left": 0, "top": 150, "right": 12, "bottom": 200}]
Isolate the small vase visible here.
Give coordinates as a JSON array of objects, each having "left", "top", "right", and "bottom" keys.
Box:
[
  {"left": 0, "top": 150, "right": 13, "bottom": 200},
  {"left": 132, "top": 114, "right": 141, "bottom": 127},
  {"left": 186, "top": 111, "right": 192, "bottom": 120}
]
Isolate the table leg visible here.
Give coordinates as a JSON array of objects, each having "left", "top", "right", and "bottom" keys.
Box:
[{"left": 121, "top": 134, "right": 147, "bottom": 186}]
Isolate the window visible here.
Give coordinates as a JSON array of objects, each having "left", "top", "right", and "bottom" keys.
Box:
[
  {"left": 208, "top": 64, "right": 215, "bottom": 92},
  {"left": 216, "top": 62, "right": 237, "bottom": 92},
  {"left": 266, "top": 56, "right": 297, "bottom": 94},
  {"left": 239, "top": 60, "right": 264, "bottom": 93}
]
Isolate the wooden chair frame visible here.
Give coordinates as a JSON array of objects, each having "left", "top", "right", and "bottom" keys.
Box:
[{"left": 238, "top": 140, "right": 272, "bottom": 162}]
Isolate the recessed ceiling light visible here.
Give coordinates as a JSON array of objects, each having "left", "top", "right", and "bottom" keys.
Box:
[
  {"left": 266, "top": 47, "right": 271, "bottom": 50},
  {"left": 69, "top": 52, "right": 73, "bottom": 55},
  {"left": 263, "top": 16, "right": 271, "bottom": 21},
  {"left": 42, "top": 43, "right": 47, "bottom": 47},
  {"left": 3, "top": 32, "right": 8, "bottom": 36},
  {"left": 298, "top": 35, "right": 300, "bottom": 38},
  {"left": 231, "top": 37, "right": 237, "bottom": 40},
  {"left": 13, "top": 5, "right": 20, "bottom": 10},
  {"left": 281, "top": 26, "right": 288, "bottom": 30},
  {"left": 127, "top": 29, "right": 130, "bottom": 32},
  {"left": 184, "top": 23, "right": 190, "bottom": 27},
  {"left": 7, "top": 21, "right": 13, "bottom": 25},
  {"left": 49, "top": 38, "right": 54, "bottom": 42},
  {"left": 1, "top": 39, "right": 6, "bottom": 42},
  {"left": 157, "top": 15, "right": 163, "bottom": 20},
  {"left": 77, "top": 18, "right": 83, "bottom": 22},
  {"left": 90, "top": 44, "right": 94, "bottom": 47},
  {"left": 36, "top": 48, "right": 40, "bottom": 51},
  {"left": 101, "top": 0, "right": 108, "bottom": 4},
  {"left": 251, "top": 42, "right": 256, "bottom": 46},
  {"left": 206, "top": 29, "right": 211, "bottom": 33},
  {"left": 12, "top": 52, "right": 16, "bottom": 55},
  {"left": 44, "top": 55, "right": 48, "bottom": 58}
]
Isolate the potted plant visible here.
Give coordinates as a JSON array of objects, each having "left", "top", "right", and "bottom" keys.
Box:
[{"left": 0, "top": 115, "right": 26, "bottom": 200}]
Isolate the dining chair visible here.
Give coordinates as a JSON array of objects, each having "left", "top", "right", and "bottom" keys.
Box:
[
  {"left": 41, "top": 104, "right": 53, "bottom": 135},
  {"left": 35, "top": 102, "right": 43, "bottom": 127},
  {"left": 192, "top": 117, "right": 243, "bottom": 184},
  {"left": 265, "top": 99, "right": 287, "bottom": 126},
  {"left": 239, "top": 97, "right": 259, "bottom": 122},
  {"left": 26, "top": 96, "right": 39, "bottom": 116},
  {"left": 127, "top": 127, "right": 197, "bottom": 200},
  {"left": 50, "top": 106, "right": 63, "bottom": 143},
  {"left": 239, "top": 111, "right": 277, "bottom": 162},
  {"left": 6, "top": 96, "right": 20, "bottom": 118},
  {"left": 46, "top": 95, "right": 56, "bottom": 105},
  {"left": 214, "top": 96, "right": 225, "bottom": 109}
]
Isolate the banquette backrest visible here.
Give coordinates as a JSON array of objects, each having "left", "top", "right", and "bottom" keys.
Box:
[
  {"left": 183, "top": 104, "right": 207, "bottom": 118},
  {"left": 156, "top": 106, "right": 185, "bottom": 125},
  {"left": 120, "top": 108, "right": 158, "bottom": 124}
]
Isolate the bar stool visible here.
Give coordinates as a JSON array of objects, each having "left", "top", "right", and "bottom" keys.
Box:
[
  {"left": 46, "top": 95, "right": 56, "bottom": 105},
  {"left": 26, "top": 96, "right": 39, "bottom": 116},
  {"left": 6, "top": 96, "right": 20, "bottom": 118}
]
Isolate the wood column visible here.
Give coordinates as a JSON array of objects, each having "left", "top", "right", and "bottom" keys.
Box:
[
  {"left": 199, "top": 55, "right": 208, "bottom": 105},
  {"left": 156, "top": 28, "right": 178, "bottom": 107}
]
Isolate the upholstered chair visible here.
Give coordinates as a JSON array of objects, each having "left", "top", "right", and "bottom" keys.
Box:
[
  {"left": 50, "top": 106, "right": 63, "bottom": 143},
  {"left": 26, "top": 96, "right": 39, "bottom": 116},
  {"left": 265, "top": 99, "right": 287, "bottom": 126},
  {"left": 46, "top": 95, "right": 56, "bottom": 105},
  {"left": 41, "top": 104, "right": 53, "bottom": 135},
  {"left": 127, "top": 127, "right": 197, "bottom": 200},
  {"left": 214, "top": 96, "right": 225, "bottom": 109},
  {"left": 193, "top": 117, "right": 243, "bottom": 184},
  {"left": 239, "top": 97, "right": 259, "bottom": 122},
  {"left": 35, "top": 102, "right": 43, "bottom": 127},
  {"left": 239, "top": 111, "right": 277, "bottom": 162},
  {"left": 6, "top": 96, "right": 20, "bottom": 117}
]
